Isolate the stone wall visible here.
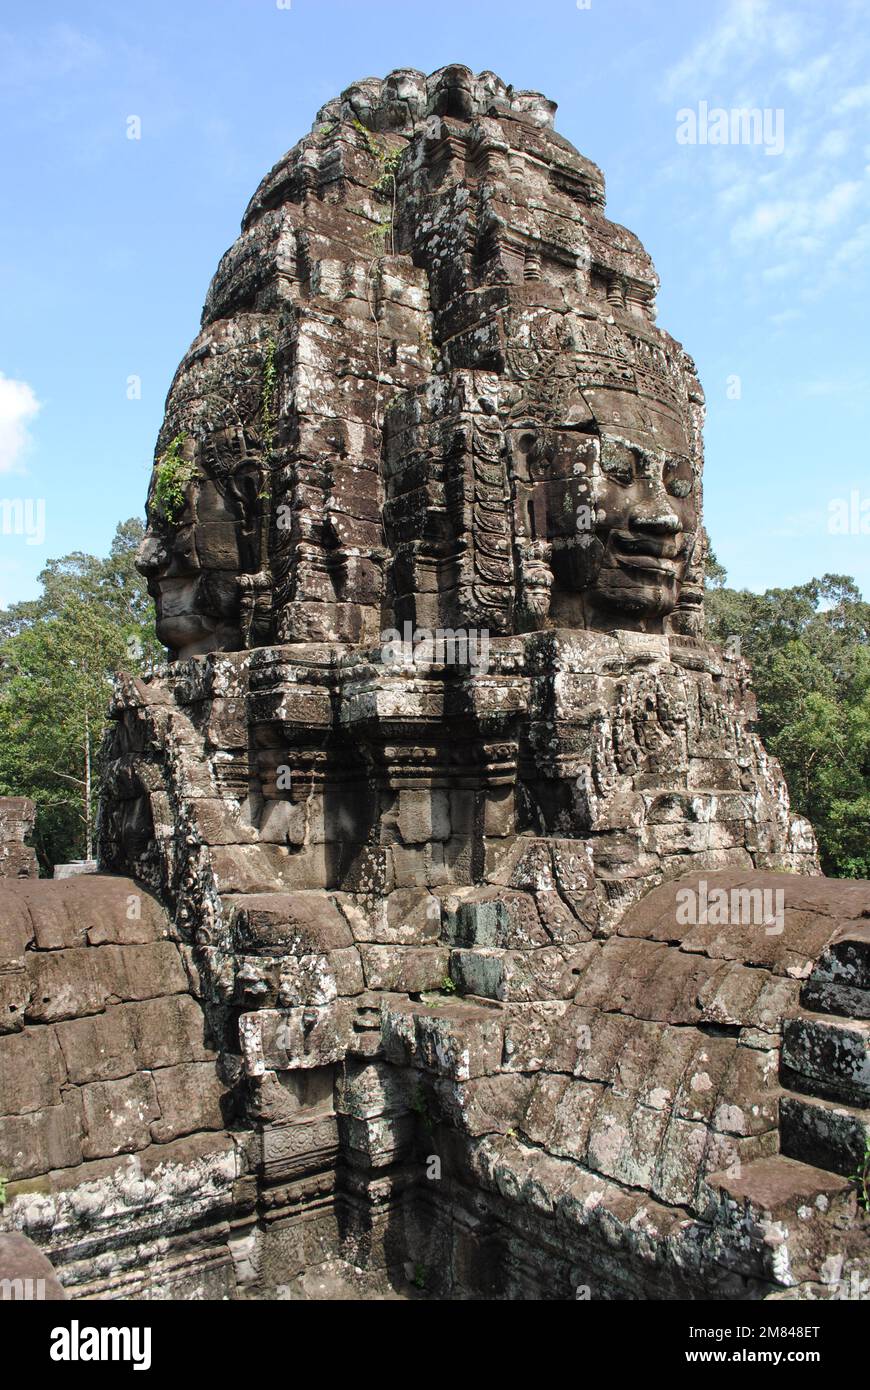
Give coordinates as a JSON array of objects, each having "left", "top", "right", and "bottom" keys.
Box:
[{"left": 0, "top": 876, "right": 245, "bottom": 1299}]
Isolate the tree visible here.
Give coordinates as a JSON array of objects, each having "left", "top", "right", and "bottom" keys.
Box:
[
  {"left": 0, "top": 519, "right": 161, "bottom": 872},
  {"left": 705, "top": 560, "right": 870, "bottom": 878}
]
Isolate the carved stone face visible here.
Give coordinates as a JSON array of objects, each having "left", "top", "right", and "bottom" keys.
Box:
[
  {"left": 137, "top": 430, "right": 263, "bottom": 659},
  {"left": 510, "top": 424, "right": 699, "bottom": 629},
  {"left": 587, "top": 437, "right": 697, "bottom": 621}
]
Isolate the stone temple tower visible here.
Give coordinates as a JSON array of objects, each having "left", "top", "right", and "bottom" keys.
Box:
[{"left": 1, "top": 69, "right": 867, "bottom": 1303}]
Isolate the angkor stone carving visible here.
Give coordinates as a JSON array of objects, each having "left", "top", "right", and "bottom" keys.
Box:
[
  {"left": 136, "top": 63, "right": 706, "bottom": 658},
  {"left": 1, "top": 69, "right": 867, "bottom": 1303}
]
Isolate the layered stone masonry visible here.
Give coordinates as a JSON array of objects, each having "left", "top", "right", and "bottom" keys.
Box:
[{"left": 0, "top": 876, "right": 243, "bottom": 1299}]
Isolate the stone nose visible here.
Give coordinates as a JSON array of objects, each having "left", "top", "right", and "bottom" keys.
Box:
[
  {"left": 628, "top": 490, "right": 681, "bottom": 534},
  {"left": 135, "top": 534, "right": 168, "bottom": 577}
]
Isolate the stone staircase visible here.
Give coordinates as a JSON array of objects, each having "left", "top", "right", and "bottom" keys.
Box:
[
  {"left": 780, "top": 922, "right": 869, "bottom": 1177},
  {"left": 704, "top": 920, "right": 869, "bottom": 1297},
  {"left": 420, "top": 872, "right": 870, "bottom": 1297}
]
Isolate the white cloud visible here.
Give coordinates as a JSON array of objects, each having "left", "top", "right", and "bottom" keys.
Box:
[
  {"left": 0, "top": 374, "right": 40, "bottom": 473},
  {"left": 818, "top": 179, "right": 862, "bottom": 226},
  {"left": 732, "top": 199, "right": 793, "bottom": 242},
  {"left": 817, "top": 129, "right": 849, "bottom": 159},
  {"left": 660, "top": 0, "right": 870, "bottom": 299},
  {"left": 832, "top": 83, "right": 870, "bottom": 115},
  {"left": 785, "top": 54, "right": 832, "bottom": 93},
  {"left": 662, "top": 0, "right": 804, "bottom": 100},
  {"left": 830, "top": 219, "right": 870, "bottom": 272}
]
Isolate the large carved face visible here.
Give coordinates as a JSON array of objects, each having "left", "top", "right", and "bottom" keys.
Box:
[
  {"left": 137, "top": 428, "right": 263, "bottom": 659},
  {"left": 509, "top": 421, "right": 700, "bottom": 629}
]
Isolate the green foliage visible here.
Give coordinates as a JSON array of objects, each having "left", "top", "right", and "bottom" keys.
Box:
[
  {"left": 368, "top": 220, "right": 391, "bottom": 256},
  {"left": 705, "top": 567, "right": 870, "bottom": 877},
  {"left": 410, "top": 1085, "right": 432, "bottom": 1130},
  {"left": 373, "top": 145, "right": 402, "bottom": 200},
  {"left": 704, "top": 544, "right": 728, "bottom": 591},
  {"left": 153, "top": 431, "right": 193, "bottom": 524},
  {"left": 352, "top": 117, "right": 378, "bottom": 159},
  {"left": 0, "top": 1174, "right": 6, "bottom": 1208},
  {"left": 372, "top": 145, "right": 402, "bottom": 256},
  {"left": 0, "top": 520, "right": 161, "bottom": 871},
  {"left": 440, "top": 975, "right": 457, "bottom": 995}
]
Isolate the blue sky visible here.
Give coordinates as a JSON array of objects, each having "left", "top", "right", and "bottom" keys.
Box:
[{"left": 1, "top": 0, "right": 868, "bottom": 606}]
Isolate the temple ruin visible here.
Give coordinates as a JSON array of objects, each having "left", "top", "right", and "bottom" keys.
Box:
[{"left": 1, "top": 66, "right": 867, "bottom": 1301}]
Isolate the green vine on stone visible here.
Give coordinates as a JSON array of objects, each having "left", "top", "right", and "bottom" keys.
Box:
[
  {"left": 373, "top": 145, "right": 402, "bottom": 256},
  {"left": 153, "top": 431, "right": 193, "bottom": 525},
  {"left": 352, "top": 117, "right": 378, "bottom": 159}
]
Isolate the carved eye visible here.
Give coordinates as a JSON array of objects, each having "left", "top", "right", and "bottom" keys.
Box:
[
  {"left": 664, "top": 458, "right": 692, "bottom": 499},
  {"left": 600, "top": 445, "right": 634, "bottom": 486}
]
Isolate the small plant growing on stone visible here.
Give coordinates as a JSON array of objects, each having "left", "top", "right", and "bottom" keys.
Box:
[
  {"left": 373, "top": 145, "right": 402, "bottom": 255},
  {"left": 352, "top": 117, "right": 378, "bottom": 159},
  {"left": 373, "top": 145, "right": 402, "bottom": 200},
  {"left": 852, "top": 1136, "right": 870, "bottom": 1212},
  {"left": 410, "top": 1084, "right": 434, "bottom": 1132},
  {"left": 440, "top": 974, "right": 457, "bottom": 995},
  {"left": 368, "top": 220, "right": 390, "bottom": 256},
  {"left": 153, "top": 431, "right": 194, "bottom": 525},
  {"left": 0, "top": 1174, "right": 7, "bottom": 1208}
]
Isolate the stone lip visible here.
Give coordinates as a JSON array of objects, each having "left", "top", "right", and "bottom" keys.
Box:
[{"left": 53, "top": 860, "right": 98, "bottom": 879}]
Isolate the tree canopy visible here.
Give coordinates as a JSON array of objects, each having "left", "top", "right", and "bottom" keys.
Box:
[
  {"left": 705, "top": 555, "right": 870, "bottom": 878},
  {"left": 0, "top": 519, "right": 161, "bottom": 871}
]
